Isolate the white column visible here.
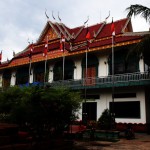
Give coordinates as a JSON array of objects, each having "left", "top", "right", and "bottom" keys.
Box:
[
  {"left": 0, "top": 74, "right": 3, "bottom": 87},
  {"left": 48, "top": 65, "right": 54, "bottom": 83},
  {"left": 29, "top": 69, "right": 34, "bottom": 83},
  {"left": 10, "top": 71, "right": 16, "bottom": 86},
  {"left": 139, "top": 56, "right": 145, "bottom": 72},
  {"left": 74, "top": 60, "right": 82, "bottom": 80},
  {"left": 98, "top": 55, "right": 108, "bottom": 77}
]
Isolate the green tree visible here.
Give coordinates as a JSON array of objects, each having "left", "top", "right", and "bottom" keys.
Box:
[
  {"left": 126, "top": 4, "right": 150, "bottom": 66},
  {"left": 0, "top": 86, "right": 82, "bottom": 138}
]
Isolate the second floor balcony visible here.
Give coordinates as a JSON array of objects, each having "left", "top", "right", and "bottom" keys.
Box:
[{"left": 48, "top": 72, "right": 150, "bottom": 89}]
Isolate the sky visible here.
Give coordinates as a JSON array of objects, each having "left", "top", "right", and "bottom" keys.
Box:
[{"left": 0, "top": 0, "right": 149, "bottom": 62}]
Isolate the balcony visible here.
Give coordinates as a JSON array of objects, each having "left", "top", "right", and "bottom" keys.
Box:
[{"left": 48, "top": 72, "right": 150, "bottom": 89}]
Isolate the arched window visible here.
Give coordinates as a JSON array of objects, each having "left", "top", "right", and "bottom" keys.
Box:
[
  {"left": 53, "top": 59, "right": 74, "bottom": 81},
  {"left": 34, "top": 63, "right": 48, "bottom": 82},
  {"left": 16, "top": 66, "right": 29, "bottom": 85},
  {"left": 3, "top": 69, "right": 11, "bottom": 88},
  {"left": 82, "top": 54, "right": 98, "bottom": 85},
  {"left": 109, "top": 50, "right": 139, "bottom": 74}
]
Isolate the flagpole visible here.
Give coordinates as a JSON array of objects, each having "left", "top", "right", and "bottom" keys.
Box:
[
  {"left": 62, "top": 36, "right": 65, "bottom": 81},
  {"left": 28, "top": 44, "right": 33, "bottom": 85},
  {"left": 62, "top": 53, "right": 65, "bottom": 80},
  {"left": 44, "top": 36, "right": 48, "bottom": 87},
  {"left": 84, "top": 46, "right": 88, "bottom": 125},
  {"left": 111, "top": 30, "right": 115, "bottom": 129},
  {"left": 44, "top": 56, "right": 47, "bottom": 87}
]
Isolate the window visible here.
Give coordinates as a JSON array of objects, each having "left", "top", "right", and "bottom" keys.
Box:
[
  {"left": 109, "top": 49, "right": 139, "bottom": 74},
  {"left": 16, "top": 67, "right": 29, "bottom": 85},
  {"left": 114, "top": 93, "right": 136, "bottom": 98},
  {"left": 53, "top": 59, "right": 74, "bottom": 81},
  {"left": 109, "top": 101, "right": 140, "bottom": 118}
]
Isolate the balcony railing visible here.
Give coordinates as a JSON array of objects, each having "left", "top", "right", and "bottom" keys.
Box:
[{"left": 48, "top": 72, "right": 150, "bottom": 89}]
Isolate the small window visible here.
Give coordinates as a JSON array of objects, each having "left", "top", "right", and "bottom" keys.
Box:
[
  {"left": 81, "top": 95, "right": 99, "bottom": 99},
  {"left": 114, "top": 93, "right": 136, "bottom": 98}
]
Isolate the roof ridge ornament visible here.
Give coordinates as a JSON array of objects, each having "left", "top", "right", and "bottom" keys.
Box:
[
  {"left": 84, "top": 16, "right": 89, "bottom": 25},
  {"left": 72, "top": 16, "right": 89, "bottom": 40},
  {"left": 104, "top": 11, "right": 110, "bottom": 23},
  {"left": 58, "top": 12, "right": 61, "bottom": 22},
  {"left": 52, "top": 11, "right": 56, "bottom": 20},
  {"left": 45, "top": 9, "right": 50, "bottom": 21}
]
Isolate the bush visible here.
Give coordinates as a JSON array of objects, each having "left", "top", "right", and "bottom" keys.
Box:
[{"left": 97, "top": 109, "right": 114, "bottom": 130}]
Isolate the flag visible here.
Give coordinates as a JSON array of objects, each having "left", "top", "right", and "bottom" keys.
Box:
[
  {"left": 86, "top": 27, "right": 91, "bottom": 40},
  {"left": 86, "top": 27, "right": 91, "bottom": 49},
  {"left": 43, "top": 37, "right": 48, "bottom": 57},
  {"left": 60, "top": 35, "right": 65, "bottom": 52},
  {"left": 111, "top": 19, "right": 115, "bottom": 36},
  {"left": 0, "top": 51, "right": 2, "bottom": 64},
  {"left": 28, "top": 44, "right": 34, "bottom": 61}
]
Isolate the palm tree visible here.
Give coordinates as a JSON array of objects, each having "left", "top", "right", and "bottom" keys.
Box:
[
  {"left": 126, "top": 4, "right": 150, "bottom": 23},
  {"left": 126, "top": 4, "right": 150, "bottom": 66}
]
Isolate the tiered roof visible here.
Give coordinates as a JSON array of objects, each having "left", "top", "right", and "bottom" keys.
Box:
[{"left": 0, "top": 18, "right": 144, "bottom": 69}]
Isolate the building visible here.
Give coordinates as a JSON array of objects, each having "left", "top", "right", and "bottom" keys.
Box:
[{"left": 0, "top": 18, "right": 150, "bottom": 124}]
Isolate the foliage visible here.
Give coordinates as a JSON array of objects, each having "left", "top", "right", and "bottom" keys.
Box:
[
  {"left": 97, "top": 109, "right": 113, "bottom": 130},
  {"left": 126, "top": 4, "right": 150, "bottom": 23},
  {"left": 126, "top": 4, "right": 150, "bottom": 66},
  {"left": 0, "top": 86, "right": 82, "bottom": 137}
]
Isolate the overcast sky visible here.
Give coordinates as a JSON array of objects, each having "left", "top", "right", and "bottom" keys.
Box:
[{"left": 0, "top": 0, "right": 149, "bottom": 62}]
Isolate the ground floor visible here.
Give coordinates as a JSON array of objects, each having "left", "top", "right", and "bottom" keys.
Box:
[{"left": 77, "top": 86, "right": 150, "bottom": 124}]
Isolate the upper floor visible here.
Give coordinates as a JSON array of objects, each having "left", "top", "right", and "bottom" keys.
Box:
[
  {"left": 0, "top": 17, "right": 149, "bottom": 89},
  {"left": 0, "top": 46, "right": 150, "bottom": 90}
]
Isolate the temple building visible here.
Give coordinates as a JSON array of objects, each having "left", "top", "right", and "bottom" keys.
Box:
[{"left": 0, "top": 17, "right": 150, "bottom": 124}]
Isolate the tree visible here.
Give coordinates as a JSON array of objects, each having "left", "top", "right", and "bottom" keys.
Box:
[
  {"left": 126, "top": 4, "right": 150, "bottom": 23},
  {"left": 0, "top": 86, "right": 82, "bottom": 138},
  {"left": 126, "top": 4, "right": 150, "bottom": 66}
]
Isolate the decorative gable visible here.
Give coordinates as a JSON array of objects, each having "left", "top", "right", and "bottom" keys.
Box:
[{"left": 42, "top": 27, "right": 58, "bottom": 42}]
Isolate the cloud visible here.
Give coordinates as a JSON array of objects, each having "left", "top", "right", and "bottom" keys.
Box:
[{"left": 0, "top": 0, "right": 149, "bottom": 62}]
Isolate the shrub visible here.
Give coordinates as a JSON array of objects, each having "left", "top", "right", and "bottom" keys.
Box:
[{"left": 97, "top": 109, "right": 114, "bottom": 130}]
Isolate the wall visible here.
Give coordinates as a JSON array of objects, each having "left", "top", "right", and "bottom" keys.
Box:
[
  {"left": 77, "top": 88, "right": 146, "bottom": 124},
  {"left": 99, "top": 88, "right": 146, "bottom": 124}
]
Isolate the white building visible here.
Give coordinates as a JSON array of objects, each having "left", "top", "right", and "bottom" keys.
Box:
[{"left": 0, "top": 18, "right": 150, "bottom": 124}]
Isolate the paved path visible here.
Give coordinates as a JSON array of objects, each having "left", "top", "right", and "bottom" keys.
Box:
[{"left": 74, "top": 133, "right": 150, "bottom": 150}]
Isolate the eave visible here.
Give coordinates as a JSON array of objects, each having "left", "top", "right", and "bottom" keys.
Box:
[{"left": 0, "top": 38, "right": 141, "bottom": 70}]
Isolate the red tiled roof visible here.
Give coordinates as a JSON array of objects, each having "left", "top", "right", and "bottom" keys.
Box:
[{"left": 0, "top": 18, "right": 144, "bottom": 69}]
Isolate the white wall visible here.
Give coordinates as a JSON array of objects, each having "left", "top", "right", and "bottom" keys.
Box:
[
  {"left": 78, "top": 88, "right": 146, "bottom": 124},
  {"left": 99, "top": 89, "right": 146, "bottom": 124},
  {"left": 98, "top": 55, "right": 108, "bottom": 77}
]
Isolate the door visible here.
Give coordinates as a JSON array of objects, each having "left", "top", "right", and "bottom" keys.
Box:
[
  {"left": 82, "top": 102, "right": 97, "bottom": 122},
  {"left": 83, "top": 67, "right": 96, "bottom": 86}
]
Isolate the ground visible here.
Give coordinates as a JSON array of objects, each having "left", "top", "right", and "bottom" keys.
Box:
[
  {"left": 74, "top": 133, "right": 150, "bottom": 150},
  {"left": 1, "top": 132, "right": 150, "bottom": 149}
]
